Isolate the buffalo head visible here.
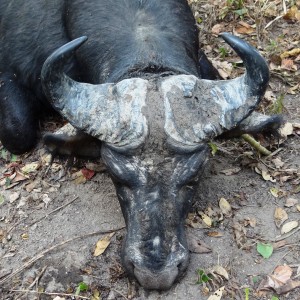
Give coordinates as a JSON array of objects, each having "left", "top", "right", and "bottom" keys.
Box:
[{"left": 41, "top": 33, "right": 269, "bottom": 289}]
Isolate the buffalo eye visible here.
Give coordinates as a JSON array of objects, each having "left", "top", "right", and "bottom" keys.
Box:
[{"left": 101, "top": 145, "right": 146, "bottom": 187}]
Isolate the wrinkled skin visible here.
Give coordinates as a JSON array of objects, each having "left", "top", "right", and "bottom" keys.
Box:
[
  {"left": 0, "top": 0, "right": 283, "bottom": 290},
  {"left": 102, "top": 143, "right": 208, "bottom": 289}
]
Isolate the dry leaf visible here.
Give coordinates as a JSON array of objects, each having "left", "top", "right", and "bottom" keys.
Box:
[
  {"left": 81, "top": 168, "right": 95, "bottom": 180},
  {"left": 25, "top": 180, "right": 38, "bottom": 192},
  {"left": 233, "top": 222, "right": 247, "bottom": 248},
  {"left": 235, "top": 25, "right": 255, "bottom": 34},
  {"left": 219, "top": 198, "right": 232, "bottom": 216},
  {"left": 285, "top": 198, "right": 298, "bottom": 207},
  {"left": 85, "top": 162, "right": 106, "bottom": 172},
  {"left": 209, "top": 265, "right": 229, "bottom": 280},
  {"left": 244, "top": 217, "right": 257, "bottom": 228},
  {"left": 187, "top": 235, "right": 212, "bottom": 253},
  {"left": 262, "top": 170, "right": 276, "bottom": 182},
  {"left": 211, "top": 23, "right": 224, "bottom": 35},
  {"left": 9, "top": 192, "right": 20, "bottom": 203},
  {"left": 12, "top": 171, "right": 29, "bottom": 183},
  {"left": 211, "top": 60, "right": 233, "bottom": 79},
  {"left": 21, "top": 162, "right": 40, "bottom": 174},
  {"left": 274, "top": 207, "right": 288, "bottom": 228},
  {"left": 94, "top": 232, "right": 115, "bottom": 256},
  {"left": 272, "top": 157, "right": 284, "bottom": 169},
  {"left": 279, "top": 122, "right": 294, "bottom": 137},
  {"left": 220, "top": 167, "right": 241, "bottom": 176},
  {"left": 283, "top": 5, "right": 300, "bottom": 21},
  {"left": 281, "top": 221, "right": 298, "bottom": 234},
  {"left": 259, "top": 265, "right": 300, "bottom": 294},
  {"left": 272, "top": 240, "right": 287, "bottom": 250},
  {"left": 296, "top": 205, "right": 300, "bottom": 212},
  {"left": 199, "top": 212, "right": 212, "bottom": 227},
  {"left": 281, "top": 58, "right": 297, "bottom": 71},
  {"left": 207, "top": 286, "right": 225, "bottom": 300},
  {"left": 207, "top": 231, "right": 224, "bottom": 238},
  {"left": 280, "top": 48, "right": 300, "bottom": 59}
]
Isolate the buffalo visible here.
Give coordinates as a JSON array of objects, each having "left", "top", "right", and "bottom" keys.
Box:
[{"left": 0, "top": 0, "right": 282, "bottom": 290}]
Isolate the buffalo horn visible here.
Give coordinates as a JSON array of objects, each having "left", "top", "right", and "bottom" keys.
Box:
[
  {"left": 41, "top": 37, "right": 148, "bottom": 148},
  {"left": 161, "top": 33, "right": 270, "bottom": 145}
]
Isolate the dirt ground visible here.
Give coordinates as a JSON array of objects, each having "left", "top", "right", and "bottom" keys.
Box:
[{"left": 1, "top": 2, "right": 300, "bottom": 300}]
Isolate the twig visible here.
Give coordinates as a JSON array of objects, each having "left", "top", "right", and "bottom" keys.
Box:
[
  {"left": 241, "top": 134, "right": 271, "bottom": 156},
  {"left": 265, "top": 15, "right": 283, "bottom": 29},
  {"left": 273, "top": 226, "right": 300, "bottom": 242},
  {"left": 10, "top": 290, "right": 89, "bottom": 299},
  {"left": 0, "top": 227, "right": 125, "bottom": 286},
  {"left": 113, "top": 289, "right": 129, "bottom": 300},
  {"left": 282, "top": 0, "right": 287, "bottom": 14},
  {"left": 15, "top": 266, "right": 47, "bottom": 300},
  {"left": 30, "top": 195, "right": 79, "bottom": 226}
]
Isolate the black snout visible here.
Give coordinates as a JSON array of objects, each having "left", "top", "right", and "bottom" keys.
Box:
[{"left": 123, "top": 240, "right": 190, "bottom": 290}]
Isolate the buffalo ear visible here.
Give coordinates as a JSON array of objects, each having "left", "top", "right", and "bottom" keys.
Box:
[
  {"left": 217, "top": 113, "right": 284, "bottom": 139},
  {"left": 43, "top": 123, "right": 102, "bottom": 159}
]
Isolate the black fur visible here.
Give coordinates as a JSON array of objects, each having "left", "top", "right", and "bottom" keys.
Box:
[{"left": 0, "top": 0, "right": 219, "bottom": 154}]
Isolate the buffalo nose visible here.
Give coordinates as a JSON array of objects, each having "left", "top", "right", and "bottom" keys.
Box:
[{"left": 133, "top": 265, "right": 179, "bottom": 290}]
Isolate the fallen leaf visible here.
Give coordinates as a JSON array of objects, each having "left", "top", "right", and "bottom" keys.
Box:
[
  {"left": 211, "top": 23, "right": 224, "bottom": 35},
  {"left": 257, "top": 242, "right": 273, "bottom": 259},
  {"left": 85, "top": 162, "right": 106, "bottom": 172},
  {"left": 11, "top": 171, "right": 28, "bottom": 183},
  {"left": 297, "top": 205, "right": 300, "bottom": 212},
  {"left": 280, "top": 48, "right": 300, "bottom": 59},
  {"left": 220, "top": 167, "right": 241, "bottom": 176},
  {"left": 281, "top": 221, "right": 299, "bottom": 234},
  {"left": 21, "top": 162, "right": 40, "bottom": 174},
  {"left": 41, "top": 194, "right": 51, "bottom": 207},
  {"left": 259, "top": 265, "right": 300, "bottom": 294},
  {"left": 199, "top": 212, "right": 212, "bottom": 227},
  {"left": 283, "top": 5, "right": 300, "bottom": 21},
  {"left": 41, "top": 154, "right": 52, "bottom": 165},
  {"left": 94, "top": 232, "right": 115, "bottom": 256},
  {"left": 188, "top": 235, "right": 212, "bottom": 253},
  {"left": 244, "top": 217, "right": 257, "bottom": 228},
  {"left": 285, "top": 198, "right": 298, "bottom": 207},
  {"left": 17, "top": 197, "right": 28, "bottom": 208},
  {"left": 262, "top": 170, "right": 276, "bottom": 182},
  {"left": 206, "top": 231, "right": 224, "bottom": 238},
  {"left": 207, "top": 286, "right": 225, "bottom": 300},
  {"left": 272, "top": 240, "right": 287, "bottom": 250},
  {"left": 21, "top": 233, "right": 29, "bottom": 240},
  {"left": 25, "top": 180, "right": 38, "bottom": 192},
  {"left": 209, "top": 265, "right": 229, "bottom": 280},
  {"left": 9, "top": 192, "right": 20, "bottom": 203},
  {"left": 211, "top": 60, "right": 233, "bottom": 79},
  {"left": 219, "top": 198, "right": 232, "bottom": 216},
  {"left": 81, "top": 168, "right": 95, "bottom": 180},
  {"left": 274, "top": 207, "right": 288, "bottom": 228},
  {"left": 235, "top": 25, "right": 255, "bottom": 34},
  {"left": 281, "top": 58, "right": 297, "bottom": 71},
  {"left": 72, "top": 170, "right": 87, "bottom": 184},
  {"left": 270, "top": 187, "right": 286, "bottom": 198},
  {"left": 279, "top": 122, "right": 294, "bottom": 137},
  {"left": 233, "top": 222, "right": 247, "bottom": 248},
  {"left": 272, "top": 157, "right": 285, "bottom": 169}
]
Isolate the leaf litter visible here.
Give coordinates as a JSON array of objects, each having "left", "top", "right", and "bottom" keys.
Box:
[{"left": 1, "top": 1, "right": 300, "bottom": 299}]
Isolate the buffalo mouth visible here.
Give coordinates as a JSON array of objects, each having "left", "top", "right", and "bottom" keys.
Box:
[
  {"left": 121, "top": 233, "right": 190, "bottom": 290},
  {"left": 133, "top": 265, "right": 180, "bottom": 290}
]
